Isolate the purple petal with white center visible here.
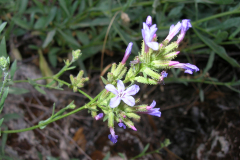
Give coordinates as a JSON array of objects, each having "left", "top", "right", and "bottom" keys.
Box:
[
  {"left": 146, "top": 42, "right": 159, "bottom": 50},
  {"left": 105, "top": 84, "right": 118, "bottom": 95},
  {"left": 125, "top": 84, "right": 140, "bottom": 95},
  {"left": 109, "top": 96, "right": 121, "bottom": 108},
  {"left": 117, "top": 80, "right": 125, "bottom": 93},
  {"left": 121, "top": 95, "right": 135, "bottom": 106}
]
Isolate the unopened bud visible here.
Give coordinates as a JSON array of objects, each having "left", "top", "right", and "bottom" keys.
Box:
[{"left": 72, "top": 49, "right": 81, "bottom": 61}]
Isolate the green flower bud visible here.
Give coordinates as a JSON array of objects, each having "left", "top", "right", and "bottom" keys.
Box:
[
  {"left": 111, "top": 63, "right": 117, "bottom": 73},
  {"left": 67, "top": 103, "right": 76, "bottom": 109},
  {"left": 0, "top": 56, "right": 9, "bottom": 69},
  {"left": 151, "top": 60, "right": 170, "bottom": 69},
  {"left": 135, "top": 76, "right": 158, "bottom": 85},
  {"left": 143, "top": 68, "right": 160, "bottom": 80},
  {"left": 108, "top": 112, "right": 114, "bottom": 128},
  {"left": 72, "top": 49, "right": 82, "bottom": 61},
  {"left": 77, "top": 70, "right": 84, "bottom": 81},
  {"left": 117, "top": 67, "right": 127, "bottom": 80},
  {"left": 156, "top": 42, "right": 178, "bottom": 58},
  {"left": 107, "top": 73, "right": 114, "bottom": 83},
  {"left": 113, "top": 63, "right": 125, "bottom": 77},
  {"left": 126, "top": 113, "right": 140, "bottom": 121}
]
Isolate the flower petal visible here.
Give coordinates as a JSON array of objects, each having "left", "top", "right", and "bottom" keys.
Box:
[
  {"left": 146, "top": 42, "right": 159, "bottom": 50},
  {"left": 125, "top": 84, "right": 140, "bottom": 96},
  {"left": 117, "top": 80, "right": 125, "bottom": 93},
  {"left": 109, "top": 96, "right": 121, "bottom": 108},
  {"left": 122, "top": 95, "right": 135, "bottom": 106},
  {"left": 150, "top": 100, "right": 156, "bottom": 108},
  {"left": 105, "top": 84, "right": 118, "bottom": 95}
]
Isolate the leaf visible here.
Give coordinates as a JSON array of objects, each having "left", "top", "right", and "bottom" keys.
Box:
[
  {"left": 118, "top": 153, "right": 126, "bottom": 159},
  {"left": 168, "top": 4, "right": 184, "bottom": 17},
  {"left": 45, "top": 7, "right": 57, "bottom": 27},
  {"left": 113, "top": 23, "right": 139, "bottom": 55},
  {"left": 42, "top": 30, "right": 56, "bottom": 48},
  {"left": 8, "top": 87, "right": 29, "bottom": 95},
  {"left": 80, "top": 45, "right": 102, "bottom": 61},
  {"left": 11, "top": 17, "right": 31, "bottom": 30},
  {"left": 48, "top": 47, "right": 59, "bottom": 67},
  {"left": 39, "top": 117, "right": 51, "bottom": 129},
  {"left": 199, "top": 88, "right": 204, "bottom": 102},
  {"left": 1, "top": 131, "right": 8, "bottom": 154},
  {"left": 0, "top": 22, "right": 7, "bottom": 34},
  {"left": 202, "top": 51, "right": 215, "bottom": 76},
  {"left": 58, "top": 0, "right": 70, "bottom": 16},
  {"left": 0, "top": 118, "right": 4, "bottom": 126},
  {"left": 19, "top": 0, "right": 29, "bottom": 14},
  {"left": 58, "top": 29, "right": 80, "bottom": 47},
  {"left": 9, "top": 60, "right": 17, "bottom": 79},
  {"left": 229, "top": 26, "right": 240, "bottom": 39},
  {"left": 0, "top": 37, "right": 7, "bottom": 57},
  {"left": 70, "top": 18, "right": 110, "bottom": 29},
  {"left": 103, "top": 152, "right": 110, "bottom": 160},
  {"left": 35, "top": 86, "right": 46, "bottom": 95},
  {"left": 0, "top": 87, "right": 9, "bottom": 113},
  {"left": 2, "top": 113, "right": 21, "bottom": 121},
  {"left": 76, "top": 31, "right": 90, "bottom": 45},
  {"left": 208, "top": 0, "right": 234, "bottom": 4},
  {"left": 34, "top": 17, "right": 48, "bottom": 29},
  {"left": 38, "top": 49, "right": 54, "bottom": 84},
  {"left": 194, "top": 29, "right": 240, "bottom": 68}
]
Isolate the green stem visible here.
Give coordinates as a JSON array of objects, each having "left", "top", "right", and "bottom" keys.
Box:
[
  {"left": 1, "top": 105, "right": 86, "bottom": 133},
  {"left": 13, "top": 76, "right": 53, "bottom": 83},
  {"left": 78, "top": 89, "right": 93, "bottom": 100}
]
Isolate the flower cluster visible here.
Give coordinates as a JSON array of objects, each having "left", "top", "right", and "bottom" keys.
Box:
[{"left": 91, "top": 15, "right": 199, "bottom": 144}]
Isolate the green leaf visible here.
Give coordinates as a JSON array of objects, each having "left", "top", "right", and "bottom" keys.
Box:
[
  {"left": 70, "top": 18, "right": 110, "bottom": 29},
  {"left": 113, "top": 24, "right": 139, "bottom": 55},
  {"left": 0, "top": 37, "right": 7, "bottom": 57},
  {"left": 208, "top": 0, "right": 234, "bottom": 4},
  {"left": 2, "top": 113, "right": 21, "bottom": 121},
  {"left": 0, "top": 118, "right": 4, "bottom": 126},
  {"left": 202, "top": 51, "right": 215, "bottom": 76},
  {"left": 45, "top": 7, "right": 57, "bottom": 27},
  {"left": 1, "top": 131, "right": 8, "bottom": 154},
  {"left": 103, "top": 152, "right": 110, "bottom": 160},
  {"left": 39, "top": 117, "right": 51, "bottom": 129},
  {"left": 229, "top": 26, "right": 240, "bottom": 39},
  {"left": 42, "top": 30, "right": 56, "bottom": 48},
  {"left": 103, "top": 114, "right": 108, "bottom": 122},
  {"left": 48, "top": 47, "right": 59, "bottom": 67},
  {"left": 34, "top": 17, "right": 48, "bottom": 29},
  {"left": 9, "top": 60, "right": 17, "bottom": 80},
  {"left": 8, "top": 87, "right": 29, "bottom": 95},
  {"left": 76, "top": 31, "right": 90, "bottom": 45},
  {"left": 199, "top": 88, "right": 204, "bottom": 102},
  {"left": 52, "top": 103, "right": 55, "bottom": 117},
  {"left": 19, "top": 0, "right": 29, "bottom": 14},
  {"left": 11, "top": 17, "right": 31, "bottom": 30},
  {"left": 35, "top": 86, "right": 46, "bottom": 95},
  {"left": 0, "top": 22, "right": 7, "bottom": 34},
  {"left": 58, "top": 0, "right": 70, "bottom": 16},
  {"left": 58, "top": 29, "right": 80, "bottom": 47},
  {"left": 194, "top": 29, "right": 240, "bottom": 68},
  {"left": 168, "top": 4, "right": 184, "bottom": 17},
  {"left": 0, "top": 87, "right": 9, "bottom": 112},
  {"left": 141, "top": 143, "right": 150, "bottom": 154},
  {"left": 80, "top": 45, "right": 102, "bottom": 61},
  {"left": 118, "top": 153, "right": 126, "bottom": 159}
]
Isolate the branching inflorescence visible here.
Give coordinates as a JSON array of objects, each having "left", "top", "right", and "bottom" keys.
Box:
[{"left": 92, "top": 16, "right": 199, "bottom": 143}]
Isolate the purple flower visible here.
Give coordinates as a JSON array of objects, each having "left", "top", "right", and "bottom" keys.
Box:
[
  {"left": 161, "top": 71, "right": 168, "bottom": 78},
  {"left": 108, "top": 127, "right": 118, "bottom": 143},
  {"left": 146, "top": 15, "right": 152, "bottom": 27},
  {"left": 118, "top": 122, "right": 126, "bottom": 129},
  {"left": 165, "top": 21, "right": 182, "bottom": 42},
  {"left": 177, "top": 19, "right": 192, "bottom": 44},
  {"left": 142, "top": 22, "right": 159, "bottom": 51},
  {"left": 121, "top": 42, "right": 133, "bottom": 64},
  {"left": 145, "top": 100, "right": 161, "bottom": 117},
  {"left": 95, "top": 113, "right": 103, "bottom": 120},
  {"left": 105, "top": 80, "right": 140, "bottom": 108},
  {"left": 172, "top": 62, "right": 199, "bottom": 74}
]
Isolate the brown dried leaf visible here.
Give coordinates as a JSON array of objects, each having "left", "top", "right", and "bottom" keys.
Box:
[{"left": 71, "top": 127, "right": 86, "bottom": 152}]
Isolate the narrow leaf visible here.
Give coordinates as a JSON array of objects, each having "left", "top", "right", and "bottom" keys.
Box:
[
  {"left": 58, "top": 29, "right": 80, "bottom": 47},
  {"left": 58, "top": 0, "right": 70, "bottom": 16},
  {"left": 11, "top": 17, "right": 31, "bottom": 30},
  {"left": 19, "top": 0, "right": 29, "bottom": 14},
  {"left": 35, "top": 86, "right": 46, "bottom": 95},
  {"left": 42, "top": 30, "right": 56, "bottom": 48},
  {"left": 0, "top": 22, "right": 7, "bottom": 34},
  {"left": 0, "top": 37, "right": 7, "bottom": 57},
  {"left": 10, "top": 60, "right": 17, "bottom": 79},
  {"left": 0, "top": 87, "right": 9, "bottom": 112},
  {"left": 194, "top": 29, "right": 240, "bottom": 68}
]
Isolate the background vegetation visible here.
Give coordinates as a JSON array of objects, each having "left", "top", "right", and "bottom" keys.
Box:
[{"left": 0, "top": 0, "right": 239, "bottom": 159}]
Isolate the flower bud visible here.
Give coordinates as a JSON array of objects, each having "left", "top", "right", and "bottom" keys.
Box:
[
  {"left": 121, "top": 42, "right": 133, "bottom": 64},
  {"left": 0, "top": 56, "right": 9, "bottom": 69},
  {"left": 146, "top": 15, "right": 152, "bottom": 27},
  {"left": 108, "top": 112, "right": 114, "bottom": 128},
  {"left": 72, "top": 49, "right": 81, "bottom": 61}
]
